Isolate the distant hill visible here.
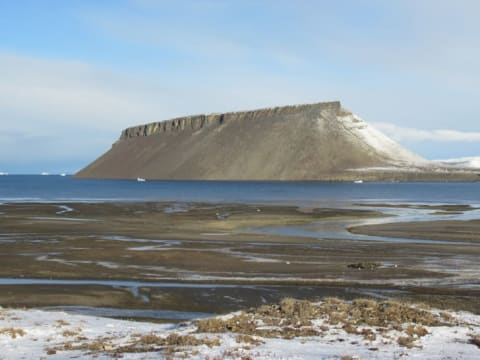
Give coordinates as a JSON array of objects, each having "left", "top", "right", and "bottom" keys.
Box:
[
  {"left": 434, "top": 157, "right": 480, "bottom": 169},
  {"left": 76, "top": 101, "right": 479, "bottom": 181}
]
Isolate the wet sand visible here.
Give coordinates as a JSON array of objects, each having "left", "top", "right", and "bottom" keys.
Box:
[
  {"left": 0, "top": 201, "right": 479, "bottom": 318},
  {"left": 350, "top": 219, "right": 480, "bottom": 242}
]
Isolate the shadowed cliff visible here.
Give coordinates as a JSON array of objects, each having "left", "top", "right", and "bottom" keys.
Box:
[{"left": 75, "top": 102, "right": 479, "bottom": 181}]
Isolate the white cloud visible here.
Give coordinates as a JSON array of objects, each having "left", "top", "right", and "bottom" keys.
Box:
[
  {"left": 0, "top": 52, "right": 169, "bottom": 171},
  {"left": 0, "top": 52, "right": 167, "bottom": 130},
  {"left": 372, "top": 122, "right": 480, "bottom": 142}
]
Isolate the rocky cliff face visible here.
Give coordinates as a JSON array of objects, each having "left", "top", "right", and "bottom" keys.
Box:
[
  {"left": 75, "top": 101, "right": 479, "bottom": 181},
  {"left": 119, "top": 101, "right": 342, "bottom": 140}
]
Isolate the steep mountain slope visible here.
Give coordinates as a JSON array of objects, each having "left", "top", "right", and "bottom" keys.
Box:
[{"left": 75, "top": 102, "right": 478, "bottom": 181}]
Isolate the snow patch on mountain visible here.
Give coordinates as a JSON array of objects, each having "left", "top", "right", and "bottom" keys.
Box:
[
  {"left": 338, "top": 112, "right": 427, "bottom": 166},
  {"left": 434, "top": 156, "right": 480, "bottom": 169}
]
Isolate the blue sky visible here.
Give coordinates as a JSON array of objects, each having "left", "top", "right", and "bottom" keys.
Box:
[{"left": 0, "top": 0, "right": 479, "bottom": 173}]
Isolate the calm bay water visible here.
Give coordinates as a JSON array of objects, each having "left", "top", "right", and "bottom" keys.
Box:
[{"left": 0, "top": 175, "right": 479, "bottom": 204}]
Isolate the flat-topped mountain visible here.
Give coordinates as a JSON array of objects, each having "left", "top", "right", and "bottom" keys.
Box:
[{"left": 76, "top": 101, "right": 479, "bottom": 181}]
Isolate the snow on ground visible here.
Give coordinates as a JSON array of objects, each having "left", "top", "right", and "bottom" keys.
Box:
[
  {"left": 0, "top": 306, "right": 178, "bottom": 359},
  {"left": 434, "top": 157, "right": 480, "bottom": 169},
  {"left": 337, "top": 113, "right": 427, "bottom": 166},
  {"left": 1, "top": 298, "right": 480, "bottom": 359}
]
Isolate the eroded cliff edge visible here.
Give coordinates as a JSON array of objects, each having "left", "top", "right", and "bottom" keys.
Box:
[
  {"left": 76, "top": 101, "right": 479, "bottom": 181},
  {"left": 119, "top": 102, "right": 342, "bottom": 140}
]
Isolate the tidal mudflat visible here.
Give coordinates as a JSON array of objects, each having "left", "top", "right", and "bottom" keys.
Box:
[
  {"left": 0, "top": 201, "right": 479, "bottom": 317},
  {"left": 1, "top": 200, "right": 480, "bottom": 358}
]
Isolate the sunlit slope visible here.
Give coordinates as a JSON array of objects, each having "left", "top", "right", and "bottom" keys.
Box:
[{"left": 76, "top": 102, "right": 477, "bottom": 181}]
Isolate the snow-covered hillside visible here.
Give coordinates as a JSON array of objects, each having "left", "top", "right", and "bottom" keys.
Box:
[
  {"left": 434, "top": 156, "right": 480, "bottom": 169},
  {"left": 338, "top": 112, "right": 427, "bottom": 166}
]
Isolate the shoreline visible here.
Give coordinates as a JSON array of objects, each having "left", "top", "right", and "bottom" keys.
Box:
[{"left": 349, "top": 219, "right": 480, "bottom": 242}]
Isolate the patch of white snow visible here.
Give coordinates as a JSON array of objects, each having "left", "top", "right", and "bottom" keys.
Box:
[
  {"left": 434, "top": 156, "right": 480, "bottom": 169},
  {"left": 337, "top": 112, "right": 427, "bottom": 165}
]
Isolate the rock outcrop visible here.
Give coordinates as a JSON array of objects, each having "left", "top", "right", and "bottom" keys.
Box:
[{"left": 75, "top": 101, "right": 479, "bottom": 181}]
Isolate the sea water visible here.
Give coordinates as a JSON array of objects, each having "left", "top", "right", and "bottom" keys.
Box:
[{"left": 0, "top": 175, "right": 479, "bottom": 205}]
